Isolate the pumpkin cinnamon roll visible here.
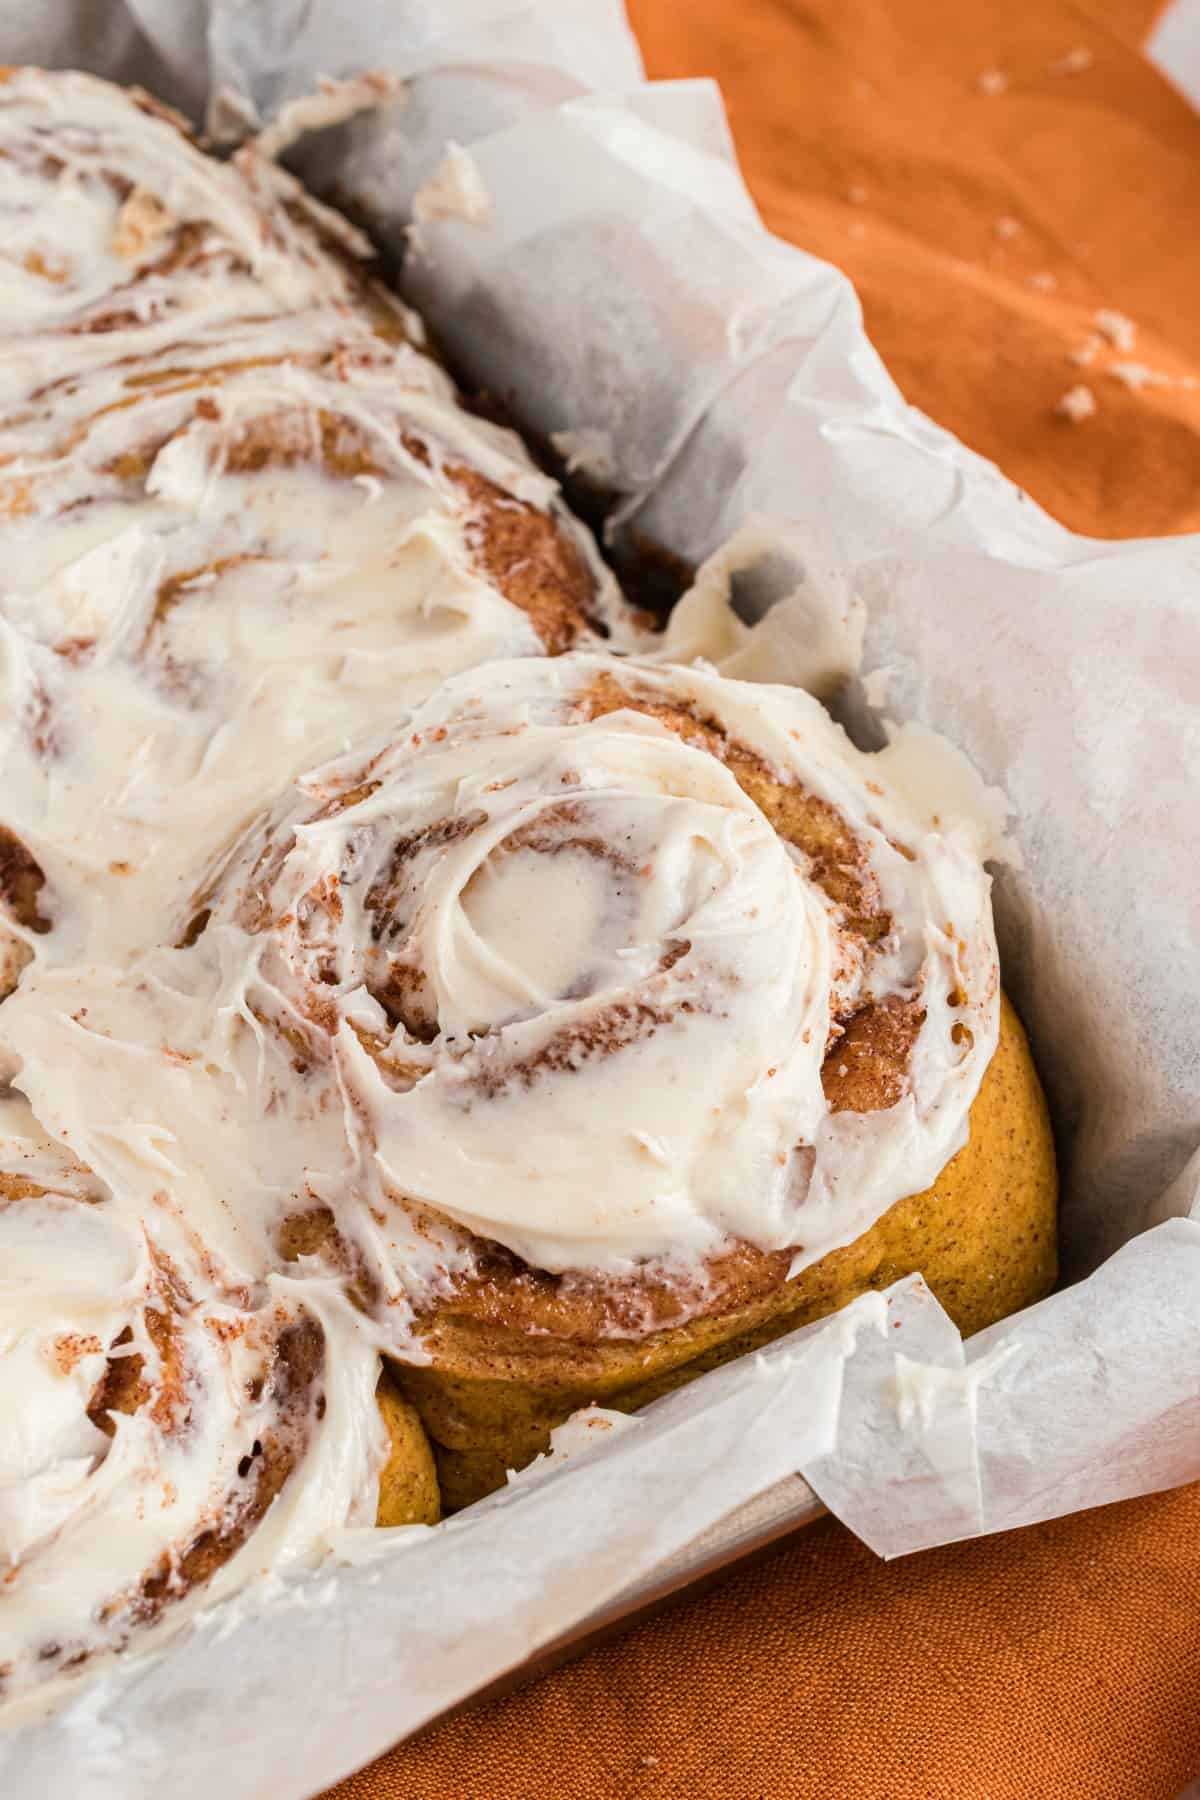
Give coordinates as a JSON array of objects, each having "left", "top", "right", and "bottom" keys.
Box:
[
  {"left": 64, "top": 652, "right": 1054, "bottom": 1510},
  {"left": 0, "top": 1091, "right": 437, "bottom": 1708},
  {"left": 0, "top": 68, "right": 642, "bottom": 980}
]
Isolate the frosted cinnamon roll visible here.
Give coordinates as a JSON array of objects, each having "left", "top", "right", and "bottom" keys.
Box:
[
  {"left": 0, "top": 68, "right": 641, "bottom": 979},
  {"left": 0, "top": 1091, "right": 436, "bottom": 1710},
  {"left": 7, "top": 654, "right": 1053, "bottom": 1507}
]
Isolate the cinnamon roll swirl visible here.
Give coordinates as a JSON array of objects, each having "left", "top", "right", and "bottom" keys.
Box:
[
  {"left": 0, "top": 1090, "right": 437, "bottom": 1709},
  {"left": 10, "top": 654, "right": 1053, "bottom": 1510},
  {"left": 0, "top": 68, "right": 642, "bottom": 980}
]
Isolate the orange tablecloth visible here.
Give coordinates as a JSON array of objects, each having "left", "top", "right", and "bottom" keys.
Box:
[{"left": 329, "top": 3, "right": 1200, "bottom": 1794}]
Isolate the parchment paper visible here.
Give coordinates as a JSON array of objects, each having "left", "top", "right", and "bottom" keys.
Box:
[
  {"left": 1150, "top": 0, "right": 1200, "bottom": 107},
  {"left": 1, "top": 3, "right": 1198, "bottom": 1795}
]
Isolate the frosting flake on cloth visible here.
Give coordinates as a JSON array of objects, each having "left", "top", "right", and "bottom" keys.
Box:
[
  {"left": 0, "top": 66, "right": 635, "bottom": 978},
  {"left": 3, "top": 654, "right": 1000, "bottom": 1341}
]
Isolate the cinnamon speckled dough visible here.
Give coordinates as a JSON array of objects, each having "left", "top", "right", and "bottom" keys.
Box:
[{"left": 391, "top": 995, "right": 1056, "bottom": 1510}]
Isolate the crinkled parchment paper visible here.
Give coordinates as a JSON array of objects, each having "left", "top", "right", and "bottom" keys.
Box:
[{"left": 1, "top": 2, "right": 1198, "bottom": 1794}]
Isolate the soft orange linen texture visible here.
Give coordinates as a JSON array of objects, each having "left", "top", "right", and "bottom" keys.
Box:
[
  {"left": 628, "top": 0, "right": 1200, "bottom": 539},
  {"left": 326, "top": 2, "right": 1200, "bottom": 1794},
  {"left": 334, "top": 1489, "right": 1200, "bottom": 1800}
]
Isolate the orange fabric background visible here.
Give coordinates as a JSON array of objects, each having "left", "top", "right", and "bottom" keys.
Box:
[{"left": 328, "top": 2, "right": 1200, "bottom": 1795}]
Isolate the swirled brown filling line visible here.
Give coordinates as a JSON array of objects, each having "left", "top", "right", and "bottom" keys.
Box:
[{"left": 253, "top": 673, "right": 931, "bottom": 1341}]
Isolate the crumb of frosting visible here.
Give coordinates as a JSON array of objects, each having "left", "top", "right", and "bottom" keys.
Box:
[
  {"left": 1028, "top": 271, "right": 1057, "bottom": 293},
  {"left": 1094, "top": 308, "right": 1136, "bottom": 352},
  {"left": 252, "top": 72, "right": 401, "bottom": 162},
  {"left": 550, "top": 426, "right": 616, "bottom": 483},
  {"left": 412, "top": 143, "right": 491, "bottom": 226},
  {"left": 976, "top": 68, "right": 1009, "bottom": 95},
  {"left": 1106, "top": 360, "right": 1187, "bottom": 392},
  {"left": 1106, "top": 361, "right": 1159, "bottom": 391},
  {"left": 994, "top": 216, "right": 1021, "bottom": 240},
  {"left": 1049, "top": 48, "right": 1093, "bottom": 76},
  {"left": 1068, "top": 335, "right": 1101, "bottom": 367},
  {"left": 1056, "top": 384, "right": 1096, "bottom": 422}
]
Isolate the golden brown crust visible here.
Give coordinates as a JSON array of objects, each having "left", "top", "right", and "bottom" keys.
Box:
[
  {"left": 375, "top": 1375, "right": 442, "bottom": 1527},
  {"left": 356, "top": 675, "right": 925, "bottom": 1347},
  {"left": 414, "top": 1240, "right": 792, "bottom": 1346},
  {"left": 275, "top": 1204, "right": 384, "bottom": 1316},
  {"left": 270, "top": 670, "right": 1030, "bottom": 1391},
  {"left": 389, "top": 994, "right": 1058, "bottom": 1508}
]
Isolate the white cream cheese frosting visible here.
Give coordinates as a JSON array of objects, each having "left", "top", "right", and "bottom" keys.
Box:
[
  {"left": 0, "top": 66, "right": 634, "bottom": 975},
  {"left": 0, "top": 67, "right": 1005, "bottom": 1712},
  {"left": 0, "top": 1093, "right": 385, "bottom": 1708},
  {"left": 0, "top": 65, "right": 640, "bottom": 1706},
  {"left": 2, "top": 654, "right": 1000, "bottom": 1312}
]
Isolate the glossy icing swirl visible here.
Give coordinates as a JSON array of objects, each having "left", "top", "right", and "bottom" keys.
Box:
[
  {"left": 2, "top": 656, "right": 1000, "bottom": 1341},
  {"left": 0, "top": 66, "right": 634, "bottom": 979},
  {"left": 0, "top": 1095, "right": 383, "bottom": 1708},
  {"left": 208, "top": 654, "right": 1000, "bottom": 1283}
]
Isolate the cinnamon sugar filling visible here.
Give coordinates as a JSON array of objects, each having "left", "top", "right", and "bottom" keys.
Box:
[{"left": 0, "top": 825, "right": 49, "bottom": 938}]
